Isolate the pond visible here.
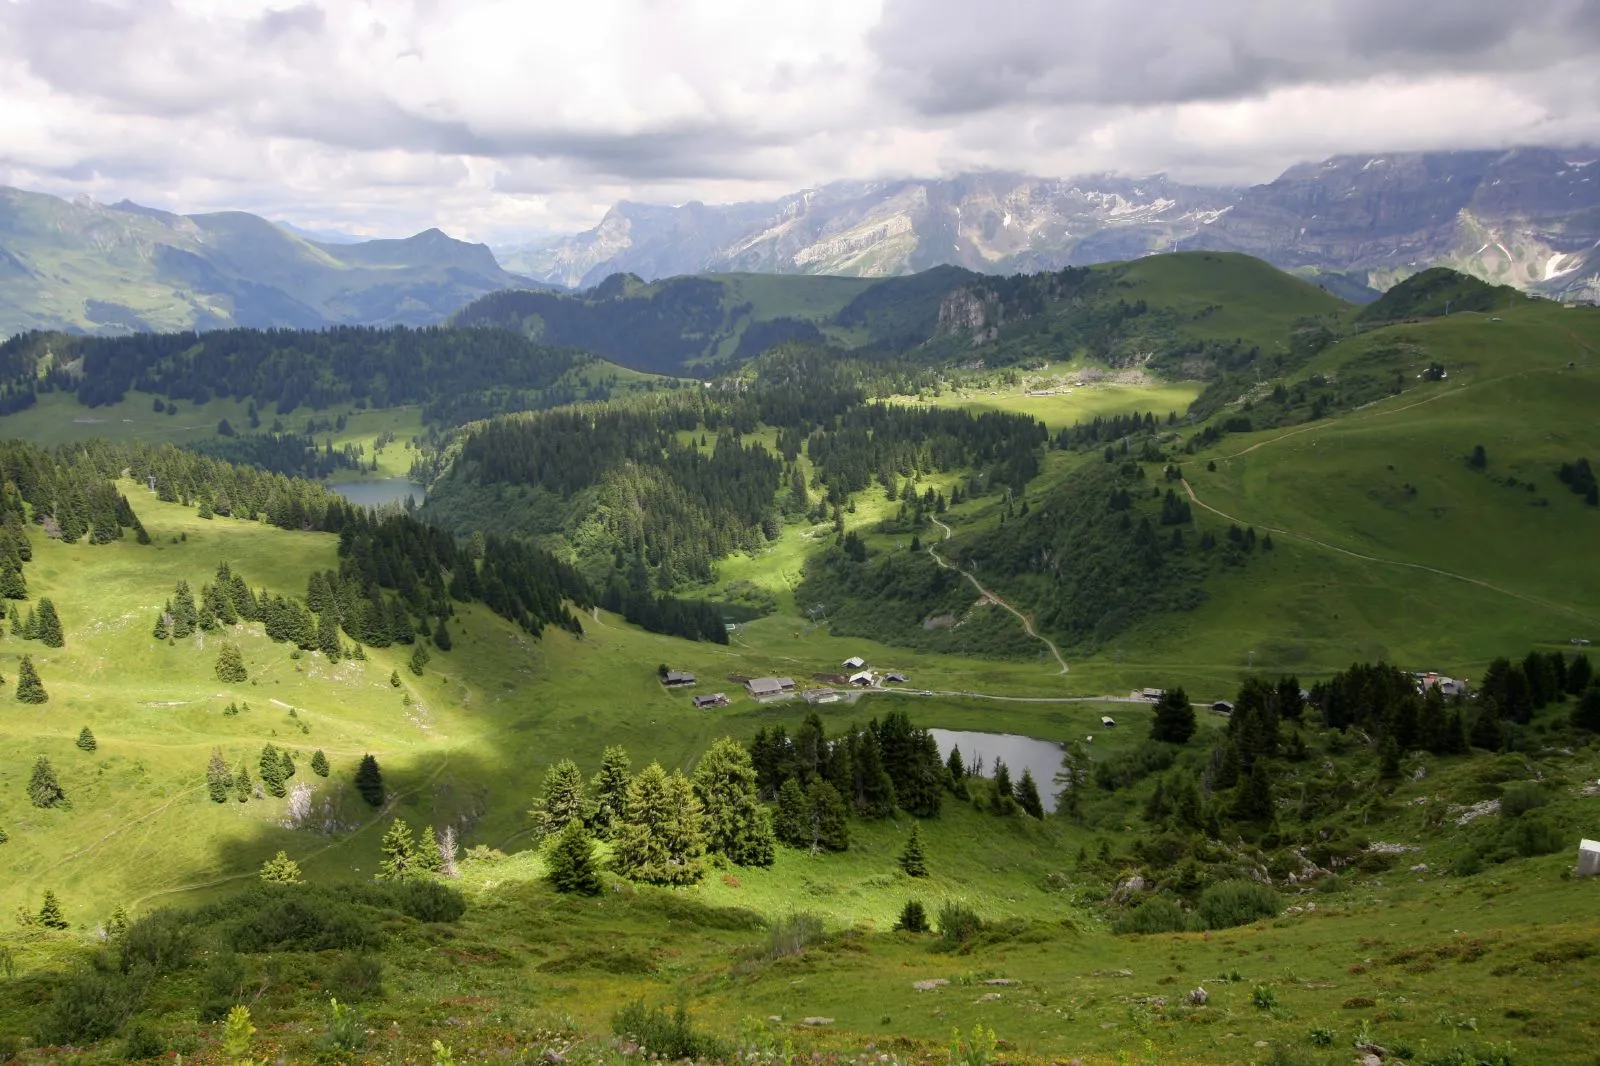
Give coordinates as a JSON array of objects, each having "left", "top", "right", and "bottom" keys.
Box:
[
  {"left": 327, "top": 478, "right": 427, "bottom": 509},
  {"left": 929, "top": 728, "right": 1066, "bottom": 812}
]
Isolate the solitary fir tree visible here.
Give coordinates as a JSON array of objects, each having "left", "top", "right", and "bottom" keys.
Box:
[
  {"left": 28, "top": 756, "right": 66, "bottom": 808},
  {"left": 898, "top": 822, "right": 929, "bottom": 877},
  {"left": 310, "top": 749, "right": 330, "bottom": 777},
  {"left": 530, "top": 759, "right": 588, "bottom": 837},
  {"left": 75, "top": 726, "right": 96, "bottom": 752},
  {"left": 1014, "top": 768, "right": 1045, "bottom": 820},
  {"left": 989, "top": 759, "right": 1016, "bottom": 815},
  {"left": 37, "top": 890, "right": 68, "bottom": 929},
  {"left": 206, "top": 748, "right": 233, "bottom": 803},
  {"left": 417, "top": 825, "right": 443, "bottom": 873},
  {"left": 379, "top": 818, "right": 417, "bottom": 881},
  {"left": 545, "top": 819, "right": 602, "bottom": 895},
  {"left": 389, "top": 669, "right": 401, "bottom": 688},
  {"left": 259, "top": 744, "right": 287, "bottom": 798},
  {"left": 233, "top": 759, "right": 252, "bottom": 802},
  {"left": 894, "top": 898, "right": 929, "bottom": 933},
  {"left": 1150, "top": 687, "right": 1196, "bottom": 744},
  {"left": 431, "top": 618, "right": 452, "bottom": 651},
  {"left": 589, "top": 746, "right": 632, "bottom": 839},
  {"left": 946, "top": 745, "right": 964, "bottom": 782},
  {"left": 804, "top": 778, "right": 850, "bottom": 852},
  {"left": 691, "top": 736, "right": 775, "bottom": 867},
  {"left": 355, "top": 754, "right": 384, "bottom": 807},
  {"left": 15, "top": 656, "right": 47, "bottom": 703},
  {"left": 35, "top": 598, "right": 64, "bottom": 647},
  {"left": 215, "top": 642, "right": 248, "bottom": 683},
  {"left": 279, "top": 748, "right": 294, "bottom": 780},
  {"left": 259, "top": 851, "right": 303, "bottom": 884},
  {"left": 408, "top": 644, "right": 430, "bottom": 676},
  {"left": 774, "top": 777, "right": 809, "bottom": 847}
]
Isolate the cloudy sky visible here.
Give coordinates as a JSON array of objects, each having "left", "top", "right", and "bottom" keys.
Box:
[{"left": 3, "top": 0, "right": 1599, "bottom": 243}]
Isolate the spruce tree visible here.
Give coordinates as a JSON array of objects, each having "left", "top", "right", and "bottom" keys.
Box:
[
  {"left": 279, "top": 749, "right": 295, "bottom": 780},
  {"left": 611, "top": 763, "right": 706, "bottom": 885},
  {"left": 379, "top": 818, "right": 417, "bottom": 881},
  {"left": 1231, "top": 761, "right": 1275, "bottom": 823},
  {"left": 411, "top": 825, "right": 440, "bottom": 873},
  {"left": 408, "top": 644, "right": 430, "bottom": 676},
  {"left": 1574, "top": 685, "right": 1600, "bottom": 733},
  {"left": 9, "top": 604, "right": 22, "bottom": 635},
  {"left": 1150, "top": 687, "right": 1196, "bottom": 743},
  {"left": 946, "top": 745, "right": 964, "bottom": 782},
  {"left": 206, "top": 748, "right": 232, "bottom": 803},
  {"left": 259, "top": 744, "right": 286, "bottom": 798},
  {"left": 233, "top": 759, "right": 252, "bottom": 802},
  {"left": 894, "top": 899, "right": 929, "bottom": 932},
  {"left": 28, "top": 756, "right": 66, "bottom": 808},
  {"left": 389, "top": 669, "right": 401, "bottom": 688},
  {"left": 75, "top": 726, "right": 96, "bottom": 752},
  {"left": 898, "top": 822, "right": 929, "bottom": 877},
  {"left": 589, "top": 746, "right": 632, "bottom": 839},
  {"left": 691, "top": 736, "right": 775, "bottom": 867},
  {"left": 774, "top": 777, "right": 808, "bottom": 847},
  {"left": 0, "top": 565, "right": 25, "bottom": 600},
  {"left": 259, "top": 851, "right": 303, "bottom": 884},
  {"left": 355, "top": 754, "right": 384, "bottom": 807},
  {"left": 431, "top": 618, "right": 452, "bottom": 651},
  {"left": 1014, "top": 768, "right": 1045, "bottom": 819},
  {"left": 530, "top": 759, "right": 588, "bottom": 837},
  {"left": 310, "top": 749, "right": 330, "bottom": 777},
  {"left": 989, "top": 759, "right": 1016, "bottom": 815},
  {"left": 35, "top": 598, "right": 64, "bottom": 647},
  {"left": 38, "top": 890, "right": 68, "bottom": 929},
  {"left": 215, "top": 642, "right": 248, "bottom": 683},
  {"left": 546, "top": 819, "right": 602, "bottom": 895},
  {"left": 804, "top": 778, "right": 849, "bottom": 852},
  {"left": 15, "top": 655, "right": 47, "bottom": 703},
  {"left": 22, "top": 607, "right": 36, "bottom": 640}
]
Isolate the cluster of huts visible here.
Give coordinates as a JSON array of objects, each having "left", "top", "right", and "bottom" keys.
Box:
[{"left": 660, "top": 655, "right": 909, "bottom": 710}]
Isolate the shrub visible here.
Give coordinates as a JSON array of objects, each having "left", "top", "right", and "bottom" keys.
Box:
[
  {"left": 386, "top": 879, "right": 467, "bottom": 922},
  {"left": 326, "top": 951, "right": 385, "bottom": 1002},
  {"left": 227, "top": 891, "right": 383, "bottom": 953},
  {"left": 611, "top": 997, "right": 726, "bottom": 1061},
  {"left": 1307, "top": 1026, "right": 1336, "bottom": 1047},
  {"left": 761, "top": 913, "right": 823, "bottom": 960},
  {"left": 1501, "top": 811, "right": 1564, "bottom": 858},
  {"left": 1499, "top": 782, "right": 1552, "bottom": 819},
  {"left": 935, "top": 902, "right": 985, "bottom": 951},
  {"left": 895, "top": 899, "right": 929, "bottom": 933},
  {"left": 1113, "top": 897, "right": 1191, "bottom": 935},
  {"left": 35, "top": 969, "right": 139, "bottom": 1045},
  {"left": 122, "top": 1020, "right": 165, "bottom": 1059},
  {"left": 1195, "top": 879, "right": 1281, "bottom": 930},
  {"left": 1252, "top": 983, "right": 1278, "bottom": 1010},
  {"left": 118, "top": 910, "right": 197, "bottom": 976}
]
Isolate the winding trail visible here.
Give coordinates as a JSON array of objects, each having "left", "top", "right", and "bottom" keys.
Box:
[
  {"left": 926, "top": 516, "right": 1070, "bottom": 674},
  {"left": 1179, "top": 478, "right": 1598, "bottom": 625}
]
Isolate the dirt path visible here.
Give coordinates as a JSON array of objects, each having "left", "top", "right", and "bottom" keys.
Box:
[
  {"left": 1179, "top": 478, "right": 1598, "bottom": 624},
  {"left": 926, "top": 517, "right": 1070, "bottom": 674}
]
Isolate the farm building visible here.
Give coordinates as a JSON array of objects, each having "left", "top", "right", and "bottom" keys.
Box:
[
  {"left": 1139, "top": 688, "right": 1163, "bottom": 701},
  {"left": 1211, "top": 700, "right": 1235, "bottom": 714},
  {"left": 662, "top": 670, "right": 696, "bottom": 687},
  {"left": 1100, "top": 715, "right": 1117, "bottom": 727},
  {"left": 848, "top": 670, "right": 875, "bottom": 687},
  {"left": 803, "top": 688, "right": 843, "bottom": 705},
  {"left": 692, "top": 693, "right": 729, "bottom": 709},
  {"left": 746, "top": 677, "right": 796, "bottom": 698},
  {"left": 884, "top": 672, "right": 909, "bottom": 684},
  {"left": 842, "top": 656, "right": 866, "bottom": 670}
]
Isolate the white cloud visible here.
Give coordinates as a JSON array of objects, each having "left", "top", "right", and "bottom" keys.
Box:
[{"left": 0, "top": 0, "right": 1596, "bottom": 241}]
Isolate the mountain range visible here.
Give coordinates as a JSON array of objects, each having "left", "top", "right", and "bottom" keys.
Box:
[
  {"left": 504, "top": 147, "right": 1600, "bottom": 303},
  {"left": 0, "top": 186, "right": 539, "bottom": 337}
]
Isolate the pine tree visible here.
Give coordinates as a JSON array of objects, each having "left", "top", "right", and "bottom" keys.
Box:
[
  {"left": 898, "top": 822, "right": 929, "bottom": 877},
  {"left": 989, "top": 759, "right": 1016, "bottom": 815},
  {"left": 355, "top": 754, "right": 384, "bottom": 807},
  {"left": 611, "top": 763, "right": 706, "bottom": 885},
  {"left": 431, "top": 617, "right": 452, "bottom": 651},
  {"left": 75, "top": 726, "right": 96, "bottom": 752},
  {"left": 28, "top": 756, "right": 66, "bottom": 808},
  {"left": 35, "top": 598, "right": 63, "bottom": 647},
  {"left": 408, "top": 644, "right": 430, "bottom": 676},
  {"left": 0, "top": 565, "right": 25, "bottom": 600},
  {"left": 804, "top": 778, "right": 849, "bottom": 852},
  {"left": 37, "top": 890, "right": 68, "bottom": 929},
  {"left": 1231, "top": 760, "right": 1275, "bottom": 823},
  {"left": 692, "top": 737, "right": 776, "bottom": 867},
  {"left": 15, "top": 655, "right": 47, "bottom": 703},
  {"left": 259, "top": 851, "right": 303, "bottom": 884},
  {"left": 589, "top": 746, "right": 632, "bottom": 839},
  {"left": 1573, "top": 684, "right": 1600, "bottom": 733},
  {"left": 1150, "top": 687, "right": 1196, "bottom": 743},
  {"left": 215, "top": 641, "right": 248, "bottom": 683},
  {"left": 259, "top": 744, "right": 286, "bottom": 798},
  {"left": 22, "top": 607, "right": 36, "bottom": 640},
  {"left": 417, "top": 825, "right": 443, "bottom": 873},
  {"left": 233, "top": 759, "right": 252, "bottom": 802},
  {"left": 774, "top": 777, "right": 808, "bottom": 847},
  {"left": 389, "top": 669, "right": 402, "bottom": 688},
  {"left": 105, "top": 905, "right": 130, "bottom": 940},
  {"left": 1014, "top": 768, "right": 1044, "bottom": 819},
  {"left": 206, "top": 748, "right": 233, "bottom": 803},
  {"left": 530, "top": 759, "right": 588, "bottom": 837},
  {"left": 379, "top": 818, "right": 417, "bottom": 881},
  {"left": 8, "top": 604, "right": 22, "bottom": 635},
  {"left": 280, "top": 749, "right": 295, "bottom": 781},
  {"left": 894, "top": 899, "right": 929, "bottom": 933},
  {"left": 546, "top": 819, "right": 602, "bottom": 895},
  {"left": 310, "top": 749, "right": 330, "bottom": 777},
  {"left": 946, "top": 745, "right": 964, "bottom": 782}
]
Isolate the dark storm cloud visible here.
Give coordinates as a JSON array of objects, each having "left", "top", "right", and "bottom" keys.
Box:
[{"left": 869, "top": 0, "right": 1600, "bottom": 114}]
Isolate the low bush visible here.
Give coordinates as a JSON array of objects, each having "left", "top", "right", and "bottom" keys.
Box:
[
  {"left": 611, "top": 997, "right": 727, "bottom": 1061},
  {"left": 121, "top": 1020, "right": 165, "bottom": 1060},
  {"left": 385, "top": 880, "right": 467, "bottom": 923},
  {"left": 35, "top": 968, "right": 141, "bottom": 1045},
  {"left": 761, "top": 913, "right": 824, "bottom": 961},
  {"left": 325, "top": 951, "right": 385, "bottom": 1002},
  {"left": 227, "top": 890, "right": 383, "bottom": 953},
  {"left": 118, "top": 910, "right": 197, "bottom": 976},
  {"left": 1113, "top": 897, "right": 1190, "bottom": 935},
  {"left": 1195, "top": 880, "right": 1281, "bottom": 930},
  {"left": 1499, "top": 782, "right": 1553, "bottom": 819},
  {"left": 935, "top": 903, "right": 985, "bottom": 951}
]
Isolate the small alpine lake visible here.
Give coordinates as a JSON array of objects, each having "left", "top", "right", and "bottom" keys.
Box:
[
  {"left": 327, "top": 477, "right": 427, "bottom": 509},
  {"left": 928, "top": 728, "right": 1066, "bottom": 812}
]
